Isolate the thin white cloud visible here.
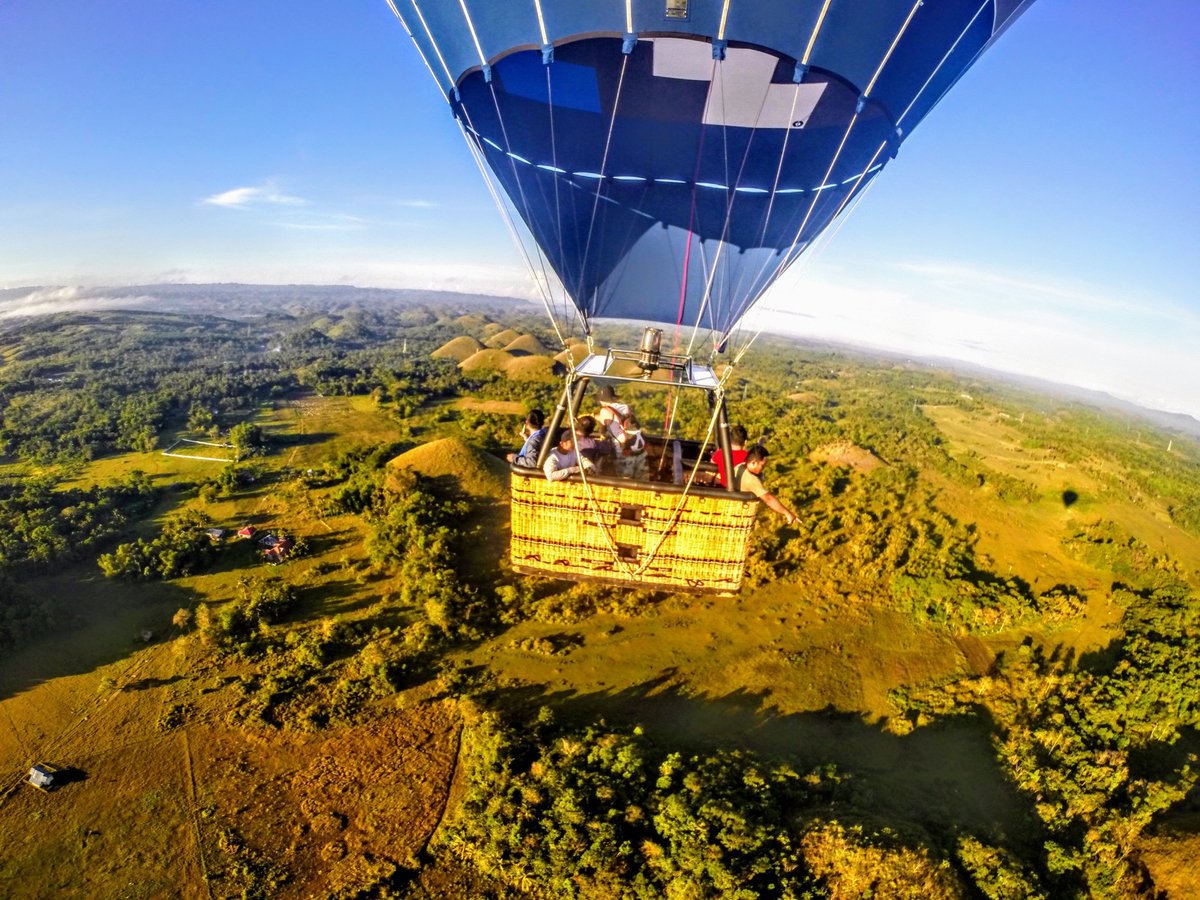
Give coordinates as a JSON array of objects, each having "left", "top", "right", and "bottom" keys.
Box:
[
  {"left": 893, "top": 260, "right": 1199, "bottom": 330},
  {"left": 201, "top": 184, "right": 305, "bottom": 209},
  {"left": 0, "top": 286, "right": 153, "bottom": 319}
]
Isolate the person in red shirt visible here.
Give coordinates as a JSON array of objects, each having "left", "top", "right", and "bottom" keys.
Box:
[{"left": 710, "top": 424, "right": 748, "bottom": 488}]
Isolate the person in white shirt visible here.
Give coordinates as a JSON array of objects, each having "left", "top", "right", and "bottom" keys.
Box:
[
  {"left": 543, "top": 429, "right": 594, "bottom": 482},
  {"left": 596, "top": 385, "right": 647, "bottom": 478}
]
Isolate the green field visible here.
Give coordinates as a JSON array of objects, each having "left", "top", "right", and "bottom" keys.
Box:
[{"left": 1, "top": 298, "right": 1197, "bottom": 898}]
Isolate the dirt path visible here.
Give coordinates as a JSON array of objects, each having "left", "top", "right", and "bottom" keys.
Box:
[{"left": 181, "top": 729, "right": 214, "bottom": 899}]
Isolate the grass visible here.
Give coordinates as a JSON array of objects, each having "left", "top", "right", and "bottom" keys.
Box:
[{"left": 1, "top": 374, "right": 1196, "bottom": 896}]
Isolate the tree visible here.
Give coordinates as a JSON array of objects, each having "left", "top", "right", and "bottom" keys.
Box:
[{"left": 228, "top": 422, "right": 264, "bottom": 461}]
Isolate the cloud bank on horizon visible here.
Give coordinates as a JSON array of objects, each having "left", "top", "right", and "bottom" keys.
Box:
[
  {"left": 1, "top": 267, "right": 1196, "bottom": 424},
  {"left": 753, "top": 259, "right": 1200, "bottom": 421}
]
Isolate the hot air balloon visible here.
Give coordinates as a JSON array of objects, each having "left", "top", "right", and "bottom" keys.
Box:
[{"left": 388, "top": 0, "right": 1036, "bottom": 593}]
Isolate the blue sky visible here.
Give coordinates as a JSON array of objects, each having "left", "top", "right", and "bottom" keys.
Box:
[{"left": 1, "top": 2, "right": 1197, "bottom": 418}]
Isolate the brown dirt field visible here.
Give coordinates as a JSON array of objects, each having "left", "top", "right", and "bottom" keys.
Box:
[
  {"left": 0, "top": 636, "right": 203, "bottom": 896},
  {"left": 810, "top": 441, "right": 884, "bottom": 473},
  {"left": 189, "top": 700, "right": 461, "bottom": 898},
  {"left": 1138, "top": 825, "right": 1200, "bottom": 898},
  {"left": 0, "top": 629, "right": 462, "bottom": 899},
  {"left": 431, "top": 336, "right": 484, "bottom": 362}
]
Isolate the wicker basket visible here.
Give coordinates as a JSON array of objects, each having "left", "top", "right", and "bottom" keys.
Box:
[{"left": 510, "top": 468, "right": 758, "bottom": 594}]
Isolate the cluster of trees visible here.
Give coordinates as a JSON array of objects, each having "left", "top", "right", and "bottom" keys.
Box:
[
  {"left": 0, "top": 471, "right": 157, "bottom": 650},
  {"left": 0, "top": 472, "right": 156, "bottom": 571},
  {"left": 322, "top": 448, "right": 489, "bottom": 641},
  {"left": 0, "top": 304, "right": 477, "bottom": 465},
  {"left": 440, "top": 707, "right": 1048, "bottom": 899},
  {"left": 0, "top": 314, "right": 287, "bottom": 463},
  {"left": 742, "top": 461, "right": 1081, "bottom": 633},
  {"left": 1063, "top": 519, "right": 1187, "bottom": 590},
  {"left": 190, "top": 450, "right": 493, "bottom": 732},
  {"left": 198, "top": 463, "right": 263, "bottom": 503},
  {"left": 891, "top": 580, "right": 1198, "bottom": 898},
  {"left": 98, "top": 509, "right": 219, "bottom": 580},
  {"left": 194, "top": 577, "right": 300, "bottom": 648}
]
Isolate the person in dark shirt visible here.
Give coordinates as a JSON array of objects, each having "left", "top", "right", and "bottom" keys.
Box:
[
  {"left": 574, "top": 415, "right": 614, "bottom": 471},
  {"left": 507, "top": 409, "right": 547, "bottom": 468}
]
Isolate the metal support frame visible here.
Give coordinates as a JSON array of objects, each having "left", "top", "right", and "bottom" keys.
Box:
[
  {"left": 715, "top": 394, "right": 737, "bottom": 492},
  {"left": 536, "top": 375, "right": 590, "bottom": 469}
]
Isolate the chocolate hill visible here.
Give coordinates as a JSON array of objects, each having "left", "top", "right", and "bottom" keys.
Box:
[
  {"left": 386, "top": 437, "right": 509, "bottom": 502},
  {"left": 431, "top": 335, "right": 485, "bottom": 362}
]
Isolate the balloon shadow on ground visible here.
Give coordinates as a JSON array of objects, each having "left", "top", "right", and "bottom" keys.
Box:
[{"left": 484, "top": 673, "right": 1041, "bottom": 842}]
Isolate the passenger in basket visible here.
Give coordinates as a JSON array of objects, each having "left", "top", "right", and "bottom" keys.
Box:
[
  {"left": 575, "top": 415, "right": 613, "bottom": 472},
  {"left": 710, "top": 424, "right": 749, "bottom": 487},
  {"left": 596, "top": 385, "right": 631, "bottom": 444},
  {"left": 543, "top": 428, "right": 594, "bottom": 482},
  {"left": 615, "top": 414, "right": 647, "bottom": 479},
  {"left": 507, "top": 409, "right": 547, "bottom": 468},
  {"left": 732, "top": 446, "right": 798, "bottom": 525},
  {"left": 596, "top": 385, "right": 645, "bottom": 478}
]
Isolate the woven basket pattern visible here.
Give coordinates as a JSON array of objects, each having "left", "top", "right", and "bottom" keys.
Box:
[{"left": 510, "top": 473, "right": 757, "bottom": 594}]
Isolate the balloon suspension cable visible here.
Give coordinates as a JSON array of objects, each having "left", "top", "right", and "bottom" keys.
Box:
[
  {"left": 732, "top": 173, "right": 880, "bottom": 367},
  {"left": 898, "top": 0, "right": 993, "bottom": 128},
  {"left": 395, "top": 0, "right": 570, "bottom": 345},
  {"left": 733, "top": 2, "right": 922, "bottom": 360},
  {"left": 455, "top": 112, "right": 571, "bottom": 351},
  {"left": 754, "top": 0, "right": 919, "bottom": 291},
  {"left": 683, "top": 47, "right": 783, "bottom": 364},
  {"left": 576, "top": 53, "right": 630, "bottom": 309},
  {"left": 543, "top": 59, "right": 574, "bottom": 343},
  {"left": 404, "top": 0, "right": 574, "bottom": 351},
  {"left": 484, "top": 74, "right": 578, "bottom": 349},
  {"left": 665, "top": 48, "right": 724, "bottom": 434},
  {"left": 681, "top": 57, "right": 736, "bottom": 364}
]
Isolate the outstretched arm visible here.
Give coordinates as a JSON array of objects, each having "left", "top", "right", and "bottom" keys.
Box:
[{"left": 761, "top": 491, "right": 798, "bottom": 525}]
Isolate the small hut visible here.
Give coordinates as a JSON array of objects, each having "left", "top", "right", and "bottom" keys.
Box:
[{"left": 28, "top": 764, "right": 57, "bottom": 791}]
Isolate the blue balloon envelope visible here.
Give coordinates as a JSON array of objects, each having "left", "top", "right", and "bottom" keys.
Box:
[{"left": 394, "top": 0, "right": 1035, "bottom": 344}]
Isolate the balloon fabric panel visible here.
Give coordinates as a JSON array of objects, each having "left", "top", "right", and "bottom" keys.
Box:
[{"left": 397, "top": 1, "right": 1036, "bottom": 342}]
